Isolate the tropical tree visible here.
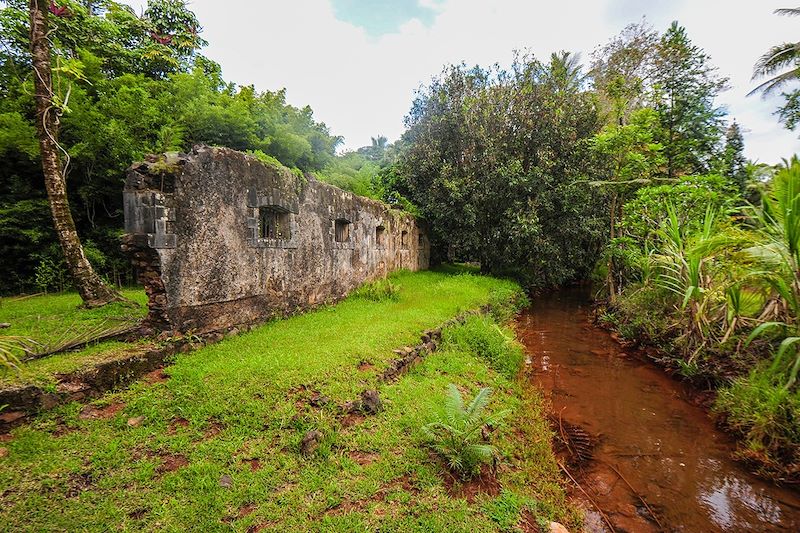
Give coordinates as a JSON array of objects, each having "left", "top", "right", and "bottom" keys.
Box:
[
  {"left": 749, "top": 8, "right": 800, "bottom": 96},
  {"left": 651, "top": 22, "right": 728, "bottom": 179},
  {"left": 590, "top": 21, "right": 659, "bottom": 125},
  {"left": 548, "top": 50, "right": 587, "bottom": 94},
  {"left": 750, "top": 8, "right": 800, "bottom": 133},
  {"left": 389, "top": 55, "right": 606, "bottom": 289},
  {"left": 719, "top": 121, "right": 748, "bottom": 194},
  {"left": 590, "top": 108, "right": 665, "bottom": 297},
  {"left": 28, "top": 0, "right": 121, "bottom": 307}
]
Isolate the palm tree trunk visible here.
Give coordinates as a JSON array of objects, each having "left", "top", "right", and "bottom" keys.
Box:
[{"left": 29, "top": 0, "right": 121, "bottom": 307}]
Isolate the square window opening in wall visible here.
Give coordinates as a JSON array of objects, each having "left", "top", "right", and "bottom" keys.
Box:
[
  {"left": 401, "top": 230, "right": 409, "bottom": 249},
  {"left": 259, "top": 206, "right": 291, "bottom": 240},
  {"left": 335, "top": 218, "right": 351, "bottom": 243},
  {"left": 375, "top": 225, "right": 386, "bottom": 247}
]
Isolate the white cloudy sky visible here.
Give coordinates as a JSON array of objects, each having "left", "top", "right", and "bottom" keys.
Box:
[{"left": 126, "top": 0, "right": 800, "bottom": 163}]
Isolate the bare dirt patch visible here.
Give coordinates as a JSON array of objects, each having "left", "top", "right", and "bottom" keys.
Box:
[
  {"left": 156, "top": 453, "right": 189, "bottom": 474},
  {"left": 143, "top": 368, "right": 169, "bottom": 384},
  {"left": 442, "top": 467, "right": 501, "bottom": 503},
  {"left": 238, "top": 503, "right": 257, "bottom": 517},
  {"left": 167, "top": 417, "right": 190, "bottom": 434},
  {"left": 242, "top": 458, "right": 262, "bottom": 471},
  {"left": 518, "top": 509, "right": 541, "bottom": 533},
  {"left": 348, "top": 450, "right": 379, "bottom": 466},
  {"left": 204, "top": 420, "right": 225, "bottom": 439},
  {"left": 79, "top": 402, "right": 126, "bottom": 420},
  {"left": 340, "top": 413, "right": 365, "bottom": 428}
]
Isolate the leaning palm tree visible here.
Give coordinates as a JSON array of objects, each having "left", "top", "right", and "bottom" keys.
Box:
[
  {"left": 749, "top": 8, "right": 800, "bottom": 96},
  {"left": 29, "top": 0, "right": 122, "bottom": 307}
]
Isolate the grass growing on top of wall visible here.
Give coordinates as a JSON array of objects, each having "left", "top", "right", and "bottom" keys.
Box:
[
  {"left": 0, "top": 289, "right": 149, "bottom": 386},
  {"left": 0, "top": 268, "right": 576, "bottom": 531}
]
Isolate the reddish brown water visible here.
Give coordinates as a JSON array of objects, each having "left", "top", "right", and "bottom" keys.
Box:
[{"left": 517, "top": 289, "right": 800, "bottom": 532}]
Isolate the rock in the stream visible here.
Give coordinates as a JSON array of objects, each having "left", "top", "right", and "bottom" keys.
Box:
[
  {"left": 300, "top": 430, "right": 323, "bottom": 456},
  {"left": 360, "top": 389, "right": 382, "bottom": 415}
]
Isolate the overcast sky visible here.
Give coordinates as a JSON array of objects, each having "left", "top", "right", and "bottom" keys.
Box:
[{"left": 126, "top": 0, "right": 800, "bottom": 163}]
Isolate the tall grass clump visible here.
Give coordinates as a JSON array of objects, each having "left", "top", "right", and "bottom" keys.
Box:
[
  {"left": 351, "top": 277, "right": 401, "bottom": 302},
  {"left": 442, "top": 316, "right": 524, "bottom": 379},
  {"left": 715, "top": 366, "right": 800, "bottom": 477},
  {"left": 487, "top": 285, "right": 530, "bottom": 323}
]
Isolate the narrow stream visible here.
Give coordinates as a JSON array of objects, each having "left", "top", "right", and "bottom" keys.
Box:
[{"left": 516, "top": 288, "right": 800, "bottom": 532}]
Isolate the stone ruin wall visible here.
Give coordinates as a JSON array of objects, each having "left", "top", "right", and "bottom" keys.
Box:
[{"left": 122, "top": 145, "right": 430, "bottom": 333}]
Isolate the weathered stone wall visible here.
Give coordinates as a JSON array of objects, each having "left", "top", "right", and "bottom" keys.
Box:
[{"left": 122, "top": 145, "right": 429, "bottom": 333}]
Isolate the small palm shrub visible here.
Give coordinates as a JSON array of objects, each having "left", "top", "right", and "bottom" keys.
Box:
[
  {"left": 352, "top": 277, "right": 400, "bottom": 302},
  {"left": 423, "top": 384, "right": 509, "bottom": 478}
]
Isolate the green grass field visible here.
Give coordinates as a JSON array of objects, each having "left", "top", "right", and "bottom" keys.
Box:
[
  {"left": 0, "top": 269, "right": 574, "bottom": 531},
  {"left": 0, "top": 289, "right": 148, "bottom": 387}
]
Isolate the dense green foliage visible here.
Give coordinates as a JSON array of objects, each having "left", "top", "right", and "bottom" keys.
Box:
[
  {"left": 586, "top": 15, "right": 800, "bottom": 479},
  {"left": 601, "top": 157, "right": 800, "bottom": 479},
  {"left": 382, "top": 56, "right": 607, "bottom": 289},
  {"left": 0, "top": 0, "right": 343, "bottom": 293},
  {"left": 0, "top": 269, "right": 578, "bottom": 530}
]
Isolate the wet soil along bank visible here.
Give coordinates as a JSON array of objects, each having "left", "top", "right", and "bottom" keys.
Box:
[{"left": 516, "top": 288, "right": 800, "bottom": 532}]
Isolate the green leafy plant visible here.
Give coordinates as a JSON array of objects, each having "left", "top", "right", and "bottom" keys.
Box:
[
  {"left": 746, "top": 157, "right": 800, "bottom": 388},
  {"left": 422, "top": 384, "right": 509, "bottom": 478},
  {"left": 653, "top": 202, "right": 736, "bottom": 360}
]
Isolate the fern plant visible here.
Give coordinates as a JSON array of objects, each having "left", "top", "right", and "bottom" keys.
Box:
[{"left": 422, "top": 384, "right": 509, "bottom": 478}]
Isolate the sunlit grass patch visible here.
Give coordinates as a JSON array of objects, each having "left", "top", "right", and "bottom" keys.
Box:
[{"left": 0, "top": 269, "right": 573, "bottom": 531}]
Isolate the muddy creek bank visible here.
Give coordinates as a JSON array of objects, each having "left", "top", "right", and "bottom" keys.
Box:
[{"left": 517, "top": 289, "right": 800, "bottom": 532}]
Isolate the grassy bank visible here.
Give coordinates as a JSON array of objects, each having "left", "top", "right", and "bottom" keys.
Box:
[
  {"left": 0, "top": 289, "right": 148, "bottom": 387},
  {"left": 0, "top": 268, "right": 575, "bottom": 531}
]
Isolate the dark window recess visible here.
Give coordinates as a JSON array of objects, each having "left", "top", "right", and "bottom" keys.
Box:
[
  {"left": 258, "top": 206, "right": 291, "bottom": 240},
  {"left": 418, "top": 233, "right": 424, "bottom": 247},
  {"left": 375, "top": 225, "right": 386, "bottom": 247},
  {"left": 335, "top": 219, "right": 351, "bottom": 242},
  {"left": 401, "top": 230, "right": 408, "bottom": 249}
]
